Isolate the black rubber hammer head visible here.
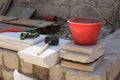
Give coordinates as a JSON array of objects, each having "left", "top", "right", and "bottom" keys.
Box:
[{"left": 45, "top": 36, "right": 59, "bottom": 45}]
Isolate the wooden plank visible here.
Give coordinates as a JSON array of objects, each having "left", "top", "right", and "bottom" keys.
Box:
[
  {"left": 62, "top": 41, "right": 105, "bottom": 55},
  {"left": 0, "top": 2, "right": 4, "bottom": 9},
  {"left": 6, "top": 6, "right": 36, "bottom": 19},
  {"left": 0, "top": 15, "right": 55, "bottom": 28},
  {"left": 0, "top": 6, "right": 36, "bottom": 31},
  {"left": 61, "top": 56, "right": 104, "bottom": 72},
  {"left": 2, "top": 0, "right": 12, "bottom": 15},
  {"left": 0, "top": 0, "right": 12, "bottom": 15}
]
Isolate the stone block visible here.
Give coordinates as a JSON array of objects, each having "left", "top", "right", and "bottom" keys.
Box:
[
  {"left": 62, "top": 41, "right": 105, "bottom": 55},
  {"left": 49, "top": 65, "right": 65, "bottom": 80},
  {"left": 56, "top": 55, "right": 120, "bottom": 80},
  {"left": 3, "top": 49, "right": 19, "bottom": 70},
  {"left": 60, "top": 49, "right": 104, "bottom": 63},
  {"left": 33, "top": 65, "right": 49, "bottom": 80},
  {"left": 20, "top": 58, "right": 33, "bottom": 74},
  {"left": 0, "top": 48, "right": 3, "bottom": 66},
  {"left": 18, "top": 39, "right": 69, "bottom": 68},
  {"left": 2, "top": 68, "right": 14, "bottom": 80}
]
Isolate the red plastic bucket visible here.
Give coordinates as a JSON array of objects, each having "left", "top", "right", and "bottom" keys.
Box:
[{"left": 68, "top": 18, "right": 105, "bottom": 46}]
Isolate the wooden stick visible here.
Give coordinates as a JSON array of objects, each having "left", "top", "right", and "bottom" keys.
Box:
[{"left": 37, "top": 43, "right": 49, "bottom": 55}]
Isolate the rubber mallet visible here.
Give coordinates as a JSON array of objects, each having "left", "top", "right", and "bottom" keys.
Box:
[{"left": 37, "top": 36, "right": 59, "bottom": 55}]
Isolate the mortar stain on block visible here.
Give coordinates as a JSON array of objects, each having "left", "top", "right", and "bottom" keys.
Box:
[
  {"left": 60, "top": 48, "right": 105, "bottom": 63},
  {"left": 62, "top": 41, "right": 105, "bottom": 55},
  {"left": 61, "top": 56, "right": 104, "bottom": 72}
]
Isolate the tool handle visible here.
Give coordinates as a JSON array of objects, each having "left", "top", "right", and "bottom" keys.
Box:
[{"left": 37, "top": 43, "right": 49, "bottom": 55}]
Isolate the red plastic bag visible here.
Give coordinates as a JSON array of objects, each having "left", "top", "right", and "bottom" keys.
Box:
[{"left": 0, "top": 27, "right": 25, "bottom": 33}]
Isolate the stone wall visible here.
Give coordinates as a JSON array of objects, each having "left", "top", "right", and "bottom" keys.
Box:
[
  {"left": 0, "top": 48, "right": 49, "bottom": 80},
  {"left": 13, "top": 0, "right": 119, "bottom": 20}
]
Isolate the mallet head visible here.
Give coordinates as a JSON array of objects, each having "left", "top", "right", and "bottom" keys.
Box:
[{"left": 45, "top": 36, "right": 59, "bottom": 45}]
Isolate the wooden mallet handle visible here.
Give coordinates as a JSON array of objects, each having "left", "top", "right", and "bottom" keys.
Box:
[{"left": 37, "top": 43, "right": 49, "bottom": 55}]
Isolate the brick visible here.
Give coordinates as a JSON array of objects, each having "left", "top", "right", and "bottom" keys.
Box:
[
  {"left": 49, "top": 65, "right": 65, "bottom": 80},
  {"left": 20, "top": 58, "right": 33, "bottom": 74},
  {"left": 3, "top": 49, "right": 19, "bottom": 70},
  {"left": 2, "top": 68, "right": 14, "bottom": 80},
  {"left": 60, "top": 49, "right": 104, "bottom": 63},
  {"left": 62, "top": 41, "right": 105, "bottom": 55}
]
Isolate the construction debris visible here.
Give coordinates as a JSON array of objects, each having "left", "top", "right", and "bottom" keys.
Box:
[{"left": 0, "top": 15, "right": 55, "bottom": 28}]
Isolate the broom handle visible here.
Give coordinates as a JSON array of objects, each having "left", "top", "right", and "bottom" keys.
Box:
[{"left": 37, "top": 43, "right": 49, "bottom": 55}]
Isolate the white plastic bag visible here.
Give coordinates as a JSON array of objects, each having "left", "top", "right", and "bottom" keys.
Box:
[{"left": 13, "top": 69, "right": 33, "bottom": 80}]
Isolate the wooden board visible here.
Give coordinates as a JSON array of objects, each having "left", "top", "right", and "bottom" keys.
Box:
[
  {"left": 61, "top": 56, "right": 104, "bottom": 72},
  {"left": 0, "top": 6, "right": 36, "bottom": 31},
  {"left": 18, "top": 39, "right": 70, "bottom": 68},
  {"left": 0, "top": 15, "right": 55, "bottom": 28},
  {"left": 2, "top": 0, "right": 12, "bottom": 15},
  {"left": 0, "top": 32, "right": 46, "bottom": 51},
  {"left": 6, "top": 6, "right": 36, "bottom": 19},
  {"left": 60, "top": 49, "right": 104, "bottom": 63},
  {"left": 0, "top": 0, "right": 12, "bottom": 15},
  {"left": 0, "top": 2, "right": 4, "bottom": 9},
  {"left": 62, "top": 41, "right": 105, "bottom": 55}
]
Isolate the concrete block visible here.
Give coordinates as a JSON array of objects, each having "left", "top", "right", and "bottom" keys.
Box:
[
  {"left": 20, "top": 58, "right": 33, "bottom": 74},
  {"left": 18, "top": 39, "right": 70, "bottom": 68},
  {"left": 62, "top": 41, "right": 105, "bottom": 55},
  {"left": 3, "top": 49, "right": 19, "bottom": 70},
  {"left": 49, "top": 65, "right": 65, "bottom": 80},
  {"left": 60, "top": 49, "right": 104, "bottom": 63},
  {"left": 0, "top": 32, "right": 45, "bottom": 51},
  {"left": 2, "top": 68, "right": 14, "bottom": 80}
]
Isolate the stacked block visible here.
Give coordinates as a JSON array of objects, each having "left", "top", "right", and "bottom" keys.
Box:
[
  {"left": 60, "top": 41, "right": 105, "bottom": 72},
  {"left": 0, "top": 32, "right": 45, "bottom": 51}
]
